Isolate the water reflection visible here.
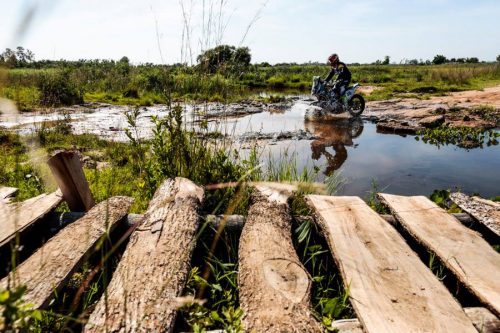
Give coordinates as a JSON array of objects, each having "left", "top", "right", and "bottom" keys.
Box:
[{"left": 305, "top": 118, "right": 364, "bottom": 176}]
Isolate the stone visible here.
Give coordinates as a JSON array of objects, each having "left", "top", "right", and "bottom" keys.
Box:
[{"left": 419, "top": 115, "right": 445, "bottom": 128}]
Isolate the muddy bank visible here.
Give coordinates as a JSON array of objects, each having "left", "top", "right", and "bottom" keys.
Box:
[
  {"left": 363, "top": 86, "right": 500, "bottom": 134},
  {"left": 1, "top": 86, "right": 499, "bottom": 142}
]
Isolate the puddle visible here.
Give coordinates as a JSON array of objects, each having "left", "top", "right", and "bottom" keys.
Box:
[{"left": 1, "top": 101, "right": 499, "bottom": 198}]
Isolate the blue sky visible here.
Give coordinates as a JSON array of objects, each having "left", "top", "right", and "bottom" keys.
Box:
[{"left": 0, "top": 0, "right": 499, "bottom": 64}]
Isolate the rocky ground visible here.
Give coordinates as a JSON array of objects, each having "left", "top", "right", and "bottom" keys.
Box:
[{"left": 363, "top": 85, "right": 500, "bottom": 134}]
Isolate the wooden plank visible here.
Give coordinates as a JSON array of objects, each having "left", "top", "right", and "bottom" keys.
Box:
[
  {"left": 0, "top": 190, "right": 63, "bottom": 247},
  {"left": 47, "top": 150, "right": 95, "bottom": 211},
  {"left": 451, "top": 192, "right": 500, "bottom": 237},
  {"left": 379, "top": 193, "right": 500, "bottom": 317},
  {"left": 238, "top": 183, "right": 321, "bottom": 332},
  {"left": 0, "top": 196, "right": 132, "bottom": 309},
  {"left": 224, "top": 307, "right": 495, "bottom": 333},
  {"left": 306, "top": 195, "right": 477, "bottom": 333},
  {"left": 84, "top": 178, "right": 204, "bottom": 333},
  {"left": 0, "top": 186, "right": 18, "bottom": 201},
  {"left": 464, "top": 307, "right": 500, "bottom": 333},
  {"left": 181, "top": 319, "right": 364, "bottom": 333}
]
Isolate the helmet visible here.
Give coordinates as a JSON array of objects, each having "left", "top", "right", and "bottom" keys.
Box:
[{"left": 328, "top": 53, "right": 339, "bottom": 65}]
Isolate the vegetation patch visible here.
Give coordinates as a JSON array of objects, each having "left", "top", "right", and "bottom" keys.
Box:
[{"left": 416, "top": 126, "right": 499, "bottom": 148}]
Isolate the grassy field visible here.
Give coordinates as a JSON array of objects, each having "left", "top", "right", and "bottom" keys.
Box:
[
  {"left": 1, "top": 62, "right": 499, "bottom": 110},
  {"left": 1, "top": 59, "right": 499, "bottom": 331}
]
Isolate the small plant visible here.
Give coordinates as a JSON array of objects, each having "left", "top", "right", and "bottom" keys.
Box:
[
  {"left": 178, "top": 231, "right": 244, "bottom": 332},
  {"left": 429, "top": 189, "right": 462, "bottom": 213},
  {"left": 0, "top": 285, "right": 42, "bottom": 331},
  {"left": 294, "top": 217, "right": 355, "bottom": 328},
  {"left": 366, "top": 179, "right": 389, "bottom": 214},
  {"left": 428, "top": 252, "right": 447, "bottom": 281},
  {"left": 416, "top": 126, "right": 499, "bottom": 148}
]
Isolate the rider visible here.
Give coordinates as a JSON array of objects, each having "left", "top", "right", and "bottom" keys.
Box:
[{"left": 324, "top": 53, "right": 351, "bottom": 100}]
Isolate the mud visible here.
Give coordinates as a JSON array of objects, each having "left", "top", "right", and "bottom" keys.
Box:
[
  {"left": 237, "top": 129, "right": 319, "bottom": 143},
  {"left": 1, "top": 86, "right": 499, "bottom": 141}
]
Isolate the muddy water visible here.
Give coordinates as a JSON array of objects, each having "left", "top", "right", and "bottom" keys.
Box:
[{"left": 1, "top": 101, "right": 499, "bottom": 197}]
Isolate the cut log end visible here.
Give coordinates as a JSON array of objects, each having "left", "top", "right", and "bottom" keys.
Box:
[{"left": 262, "top": 258, "right": 310, "bottom": 304}]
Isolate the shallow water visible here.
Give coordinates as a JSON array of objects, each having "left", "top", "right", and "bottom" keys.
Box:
[
  {"left": 225, "top": 102, "right": 500, "bottom": 197},
  {"left": 1, "top": 101, "right": 499, "bottom": 197}
]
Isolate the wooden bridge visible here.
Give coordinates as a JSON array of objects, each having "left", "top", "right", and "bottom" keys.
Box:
[{"left": 1, "top": 150, "right": 499, "bottom": 332}]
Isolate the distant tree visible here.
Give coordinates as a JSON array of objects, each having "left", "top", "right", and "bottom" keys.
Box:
[
  {"left": 432, "top": 54, "right": 448, "bottom": 65},
  {"left": 408, "top": 59, "right": 419, "bottom": 65},
  {"left": 497, "top": 55, "right": 500, "bottom": 62},
  {"left": 119, "top": 56, "right": 130, "bottom": 64},
  {"left": 197, "top": 45, "right": 251, "bottom": 74},
  {"left": 382, "top": 55, "right": 390, "bottom": 65},
  {"left": 233, "top": 47, "right": 251, "bottom": 67},
  {"left": 466, "top": 57, "right": 479, "bottom": 63},
  {"left": 117, "top": 56, "right": 131, "bottom": 75},
  {"left": 0, "top": 46, "right": 34, "bottom": 67}
]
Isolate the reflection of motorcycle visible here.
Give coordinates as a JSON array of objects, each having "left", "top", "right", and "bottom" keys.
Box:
[
  {"left": 305, "top": 118, "right": 364, "bottom": 176},
  {"left": 311, "top": 76, "right": 365, "bottom": 117}
]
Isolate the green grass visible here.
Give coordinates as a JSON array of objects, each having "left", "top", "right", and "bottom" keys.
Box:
[
  {"left": 2, "top": 63, "right": 499, "bottom": 110},
  {"left": 416, "top": 126, "right": 499, "bottom": 148}
]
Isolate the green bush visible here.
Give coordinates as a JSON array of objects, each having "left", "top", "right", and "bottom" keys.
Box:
[{"left": 36, "top": 70, "right": 83, "bottom": 106}]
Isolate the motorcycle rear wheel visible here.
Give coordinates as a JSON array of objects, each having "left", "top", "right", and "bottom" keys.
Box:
[{"left": 348, "top": 94, "right": 365, "bottom": 117}]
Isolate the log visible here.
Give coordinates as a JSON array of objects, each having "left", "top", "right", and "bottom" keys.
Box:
[
  {"left": 306, "top": 195, "right": 476, "bottom": 333},
  {"left": 45, "top": 212, "right": 144, "bottom": 230},
  {"left": 238, "top": 183, "right": 322, "bottom": 332},
  {"left": 0, "top": 190, "right": 63, "bottom": 247},
  {"left": 47, "top": 150, "right": 95, "bottom": 211},
  {"left": 84, "top": 178, "right": 204, "bottom": 333},
  {"left": 379, "top": 193, "right": 500, "bottom": 316},
  {"left": 0, "top": 186, "right": 18, "bottom": 202},
  {"left": 42, "top": 212, "right": 468, "bottom": 234},
  {"left": 450, "top": 192, "right": 500, "bottom": 237},
  {"left": 0, "top": 196, "right": 132, "bottom": 309}
]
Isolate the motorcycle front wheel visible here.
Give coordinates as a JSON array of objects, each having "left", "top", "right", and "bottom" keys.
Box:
[{"left": 348, "top": 94, "right": 365, "bottom": 117}]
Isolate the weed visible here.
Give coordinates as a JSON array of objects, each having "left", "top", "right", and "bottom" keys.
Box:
[
  {"left": 0, "top": 285, "right": 42, "bottom": 331},
  {"left": 428, "top": 252, "right": 447, "bottom": 281},
  {"left": 366, "top": 179, "right": 389, "bottom": 214},
  {"left": 429, "top": 189, "right": 463, "bottom": 213}
]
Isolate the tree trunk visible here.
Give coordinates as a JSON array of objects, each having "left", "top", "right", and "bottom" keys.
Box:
[
  {"left": 84, "top": 178, "right": 204, "bottom": 333},
  {"left": 238, "top": 184, "right": 321, "bottom": 333}
]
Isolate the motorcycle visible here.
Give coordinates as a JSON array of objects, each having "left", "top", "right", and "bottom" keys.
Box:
[{"left": 311, "top": 76, "right": 365, "bottom": 117}]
